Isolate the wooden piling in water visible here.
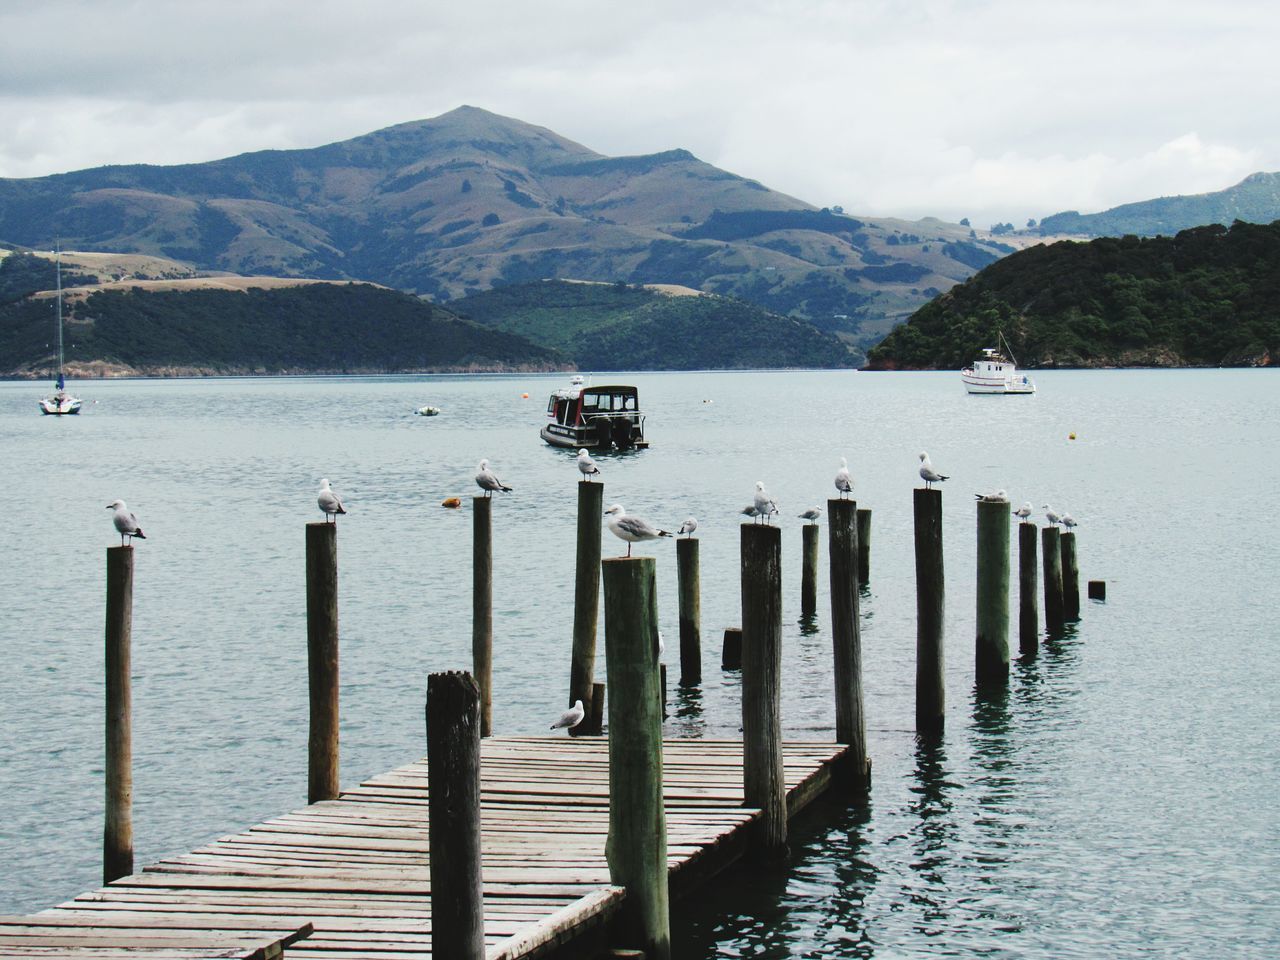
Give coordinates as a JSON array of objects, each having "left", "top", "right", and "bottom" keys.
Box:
[
  {"left": 473, "top": 496, "right": 493, "bottom": 737},
  {"left": 721, "top": 628, "right": 742, "bottom": 670},
  {"left": 1042, "top": 526, "right": 1064, "bottom": 634},
  {"left": 601, "top": 556, "right": 671, "bottom": 960},
  {"left": 1018, "top": 522, "right": 1039, "bottom": 655},
  {"left": 1088, "top": 580, "right": 1106, "bottom": 601},
  {"left": 828, "top": 499, "right": 867, "bottom": 787},
  {"left": 1061, "top": 531, "right": 1080, "bottom": 621},
  {"left": 305, "top": 522, "right": 340, "bottom": 803},
  {"left": 975, "top": 499, "right": 1010, "bottom": 683},
  {"left": 856, "top": 508, "right": 872, "bottom": 585},
  {"left": 590, "top": 681, "right": 606, "bottom": 733},
  {"left": 104, "top": 545, "right": 134, "bottom": 884},
  {"left": 426, "top": 671, "right": 484, "bottom": 960},
  {"left": 570, "top": 481, "right": 604, "bottom": 734},
  {"left": 676, "top": 537, "right": 701, "bottom": 685},
  {"left": 741, "top": 523, "right": 787, "bottom": 858},
  {"left": 913, "top": 489, "right": 945, "bottom": 733},
  {"left": 801, "top": 523, "right": 819, "bottom": 617}
]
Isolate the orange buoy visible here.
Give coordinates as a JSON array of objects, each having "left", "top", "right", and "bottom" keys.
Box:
[
  {"left": 441, "top": 497, "right": 462, "bottom": 509},
  {"left": 1069, "top": 432, "right": 1077, "bottom": 440},
  {"left": 521, "top": 393, "right": 529, "bottom": 399}
]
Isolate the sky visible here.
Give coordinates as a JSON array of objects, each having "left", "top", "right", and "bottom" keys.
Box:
[{"left": 2, "top": 0, "right": 1277, "bottom": 227}]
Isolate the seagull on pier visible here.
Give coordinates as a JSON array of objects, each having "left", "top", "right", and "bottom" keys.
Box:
[
  {"left": 1061, "top": 512, "right": 1077, "bottom": 530},
  {"left": 974, "top": 489, "right": 1008, "bottom": 502},
  {"left": 658, "top": 631, "right": 666, "bottom": 656},
  {"left": 752, "top": 482, "right": 778, "bottom": 524},
  {"left": 317, "top": 479, "right": 346, "bottom": 522},
  {"left": 550, "top": 700, "right": 585, "bottom": 731},
  {"left": 834, "top": 457, "right": 854, "bottom": 498},
  {"left": 604, "top": 504, "right": 672, "bottom": 557},
  {"left": 798, "top": 506, "right": 823, "bottom": 524},
  {"left": 739, "top": 504, "right": 759, "bottom": 519},
  {"left": 1043, "top": 504, "right": 1061, "bottom": 526},
  {"left": 475, "top": 459, "right": 512, "bottom": 496},
  {"left": 678, "top": 517, "right": 698, "bottom": 537},
  {"left": 577, "top": 448, "right": 600, "bottom": 481},
  {"left": 919, "top": 452, "right": 949, "bottom": 488},
  {"left": 107, "top": 500, "right": 146, "bottom": 545},
  {"left": 1014, "top": 502, "right": 1033, "bottom": 523}
]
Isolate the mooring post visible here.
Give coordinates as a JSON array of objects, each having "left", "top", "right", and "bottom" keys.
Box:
[
  {"left": 721, "top": 628, "right": 742, "bottom": 670},
  {"left": 473, "top": 496, "right": 493, "bottom": 736},
  {"left": 104, "top": 545, "right": 134, "bottom": 884},
  {"left": 306, "top": 522, "right": 340, "bottom": 803},
  {"left": 856, "top": 508, "right": 872, "bottom": 585},
  {"left": 1018, "top": 521, "right": 1039, "bottom": 655},
  {"left": 570, "top": 480, "right": 604, "bottom": 734},
  {"left": 426, "top": 671, "right": 484, "bottom": 960},
  {"left": 676, "top": 537, "right": 701, "bottom": 685},
  {"left": 913, "top": 488, "right": 945, "bottom": 733},
  {"left": 589, "top": 681, "right": 606, "bottom": 733},
  {"left": 801, "top": 523, "right": 819, "bottom": 617},
  {"left": 601, "top": 556, "right": 671, "bottom": 960},
  {"left": 1042, "top": 526, "right": 1064, "bottom": 634},
  {"left": 1061, "top": 531, "right": 1080, "bottom": 621},
  {"left": 1088, "top": 580, "right": 1107, "bottom": 601},
  {"left": 741, "top": 523, "right": 787, "bottom": 858},
  {"left": 975, "top": 499, "right": 1011, "bottom": 683},
  {"left": 828, "top": 499, "right": 867, "bottom": 787}
]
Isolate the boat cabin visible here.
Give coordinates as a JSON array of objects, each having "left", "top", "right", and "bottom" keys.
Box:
[{"left": 541, "top": 384, "right": 649, "bottom": 449}]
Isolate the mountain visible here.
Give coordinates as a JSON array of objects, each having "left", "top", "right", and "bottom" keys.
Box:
[
  {"left": 865, "top": 220, "right": 1280, "bottom": 369},
  {"left": 1039, "top": 172, "right": 1280, "bottom": 237},
  {"left": 453, "top": 280, "right": 859, "bottom": 369},
  {"left": 0, "top": 106, "right": 1035, "bottom": 350}
]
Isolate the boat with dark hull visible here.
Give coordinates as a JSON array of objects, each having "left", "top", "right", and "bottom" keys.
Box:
[{"left": 540, "top": 382, "right": 649, "bottom": 450}]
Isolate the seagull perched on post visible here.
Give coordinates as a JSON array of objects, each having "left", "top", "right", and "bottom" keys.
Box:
[
  {"left": 576, "top": 448, "right": 600, "bottom": 481},
  {"left": 1043, "top": 504, "right": 1061, "bottom": 526},
  {"left": 317, "top": 479, "right": 346, "bottom": 522},
  {"left": 475, "top": 459, "right": 512, "bottom": 496},
  {"left": 798, "top": 506, "right": 823, "bottom": 524},
  {"left": 107, "top": 500, "right": 146, "bottom": 545},
  {"left": 550, "top": 700, "right": 585, "bottom": 731},
  {"left": 678, "top": 517, "right": 698, "bottom": 538},
  {"left": 1061, "top": 512, "right": 1077, "bottom": 530},
  {"left": 834, "top": 457, "right": 854, "bottom": 498},
  {"left": 739, "top": 504, "right": 759, "bottom": 519},
  {"left": 918, "top": 452, "right": 949, "bottom": 488},
  {"left": 752, "top": 482, "right": 778, "bottom": 524},
  {"left": 604, "top": 504, "right": 672, "bottom": 557},
  {"left": 974, "top": 489, "right": 1008, "bottom": 502},
  {"left": 1014, "top": 502, "right": 1033, "bottom": 523}
]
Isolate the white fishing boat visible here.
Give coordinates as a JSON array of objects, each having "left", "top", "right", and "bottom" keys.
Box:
[
  {"left": 540, "top": 379, "right": 648, "bottom": 450},
  {"left": 38, "top": 248, "right": 82, "bottom": 416},
  {"left": 961, "top": 334, "right": 1035, "bottom": 395}
]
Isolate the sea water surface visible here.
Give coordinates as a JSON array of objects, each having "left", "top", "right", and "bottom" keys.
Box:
[{"left": 0, "top": 370, "right": 1275, "bottom": 958}]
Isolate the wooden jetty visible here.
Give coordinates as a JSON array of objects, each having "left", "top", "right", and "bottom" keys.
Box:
[{"left": 11, "top": 736, "right": 846, "bottom": 959}]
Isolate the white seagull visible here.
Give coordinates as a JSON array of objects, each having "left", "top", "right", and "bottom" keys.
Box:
[
  {"left": 752, "top": 482, "right": 778, "bottom": 524},
  {"left": 834, "top": 457, "right": 854, "bottom": 498},
  {"left": 1043, "top": 504, "right": 1061, "bottom": 526},
  {"left": 974, "top": 489, "right": 1009, "bottom": 502},
  {"left": 317, "top": 479, "right": 346, "bottom": 522},
  {"left": 576, "top": 448, "right": 600, "bottom": 481},
  {"left": 550, "top": 700, "right": 585, "bottom": 731},
  {"left": 739, "top": 504, "right": 759, "bottom": 519},
  {"left": 604, "top": 504, "right": 673, "bottom": 557},
  {"left": 658, "top": 631, "right": 666, "bottom": 656},
  {"left": 475, "top": 459, "right": 512, "bottom": 496},
  {"left": 107, "top": 500, "right": 146, "bottom": 545},
  {"left": 1061, "top": 512, "right": 1077, "bottom": 530},
  {"left": 798, "top": 505, "right": 823, "bottom": 524},
  {"left": 1014, "top": 502, "right": 1033, "bottom": 523},
  {"left": 678, "top": 517, "right": 698, "bottom": 537},
  {"left": 919, "top": 452, "right": 949, "bottom": 488}
]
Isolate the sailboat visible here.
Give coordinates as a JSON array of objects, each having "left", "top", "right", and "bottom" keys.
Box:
[{"left": 38, "top": 247, "right": 82, "bottom": 415}]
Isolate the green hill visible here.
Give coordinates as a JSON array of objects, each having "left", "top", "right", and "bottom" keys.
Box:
[
  {"left": 866, "top": 221, "right": 1280, "bottom": 369},
  {"left": 453, "top": 280, "right": 860, "bottom": 369}
]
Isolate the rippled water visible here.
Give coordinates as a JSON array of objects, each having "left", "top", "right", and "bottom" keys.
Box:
[{"left": 0, "top": 370, "right": 1275, "bottom": 957}]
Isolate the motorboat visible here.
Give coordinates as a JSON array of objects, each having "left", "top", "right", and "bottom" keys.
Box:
[
  {"left": 961, "top": 335, "right": 1035, "bottom": 395},
  {"left": 39, "top": 247, "right": 82, "bottom": 416},
  {"left": 540, "top": 381, "right": 648, "bottom": 449},
  {"left": 415, "top": 405, "right": 441, "bottom": 416}
]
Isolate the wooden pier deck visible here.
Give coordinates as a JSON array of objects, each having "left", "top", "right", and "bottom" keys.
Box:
[{"left": 14, "top": 737, "right": 847, "bottom": 959}]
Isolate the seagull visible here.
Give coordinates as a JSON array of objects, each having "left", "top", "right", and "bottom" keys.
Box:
[
  {"left": 577, "top": 448, "right": 600, "bottom": 481},
  {"left": 834, "top": 457, "right": 854, "bottom": 498},
  {"left": 107, "top": 500, "right": 146, "bottom": 545},
  {"left": 753, "top": 482, "right": 778, "bottom": 524},
  {"left": 974, "top": 489, "right": 1008, "bottom": 502},
  {"left": 475, "top": 459, "right": 512, "bottom": 496},
  {"left": 739, "top": 504, "right": 759, "bottom": 519},
  {"left": 550, "top": 700, "right": 585, "bottom": 731},
  {"left": 1043, "top": 504, "right": 1061, "bottom": 526},
  {"left": 658, "top": 632, "right": 666, "bottom": 656},
  {"left": 678, "top": 517, "right": 698, "bottom": 537},
  {"left": 317, "top": 479, "right": 346, "bottom": 522},
  {"left": 1061, "top": 512, "right": 1077, "bottom": 530},
  {"left": 919, "top": 452, "right": 949, "bottom": 488},
  {"left": 798, "top": 506, "right": 823, "bottom": 524},
  {"left": 604, "top": 504, "right": 673, "bottom": 556},
  {"left": 1014, "top": 502, "right": 1033, "bottom": 522}
]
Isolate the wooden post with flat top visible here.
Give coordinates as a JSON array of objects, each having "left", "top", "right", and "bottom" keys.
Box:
[
  {"left": 975, "top": 498, "right": 1011, "bottom": 683},
  {"left": 1061, "top": 531, "right": 1080, "bottom": 621},
  {"left": 104, "top": 545, "right": 134, "bottom": 884},
  {"left": 473, "top": 496, "right": 493, "bottom": 736},
  {"left": 828, "top": 499, "right": 867, "bottom": 788},
  {"left": 856, "top": 508, "right": 872, "bottom": 585},
  {"left": 570, "top": 480, "right": 604, "bottom": 733},
  {"left": 1018, "top": 521, "right": 1039, "bottom": 654},
  {"left": 676, "top": 537, "right": 701, "bottom": 685},
  {"left": 1042, "top": 526, "right": 1064, "bottom": 635},
  {"left": 801, "top": 523, "right": 819, "bottom": 617},
  {"left": 306, "top": 522, "right": 340, "bottom": 803},
  {"left": 914, "top": 488, "right": 945, "bottom": 733}
]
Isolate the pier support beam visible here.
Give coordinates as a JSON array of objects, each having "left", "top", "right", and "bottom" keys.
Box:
[
  {"left": 1042, "top": 526, "right": 1064, "bottom": 635},
  {"left": 975, "top": 499, "right": 1011, "bottom": 684},
  {"left": 856, "top": 508, "right": 872, "bottom": 585},
  {"left": 104, "top": 545, "right": 134, "bottom": 884},
  {"left": 800, "top": 524, "right": 819, "bottom": 618},
  {"left": 914, "top": 489, "right": 945, "bottom": 733},
  {"left": 1061, "top": 531, "right": 1080, "bottom": 622},
  {"left": 676, "top": 538, "right": 701, "bottom": 685},
  {"left": 571, "top": 481, "right": 604, "bottom": 734},
  {"left": 828, "top": 499, "right": 867, "bottom": 788},
  {"left": 306, "top": 522, "right": 340, "bottom": 803},
  {"left": 1018, "top": 522, "right": 1039, "bottom": 655},
  {"left": 473, "top": 496, "right": 493, "bottom": 736}
]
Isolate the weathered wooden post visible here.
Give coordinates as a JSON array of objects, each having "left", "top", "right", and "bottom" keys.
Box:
[
  {"left": 570, "top": 480, "right": 604, "bottom": 734},
  {"left": 914, "top": 489, "right": 945, "bottom": 733},
  {"left": 426, "top": 671, "right": 483, "bottom": 960},
  {"left": 1061, "top": 531, "right": 1080, "bottom": 621},
  {"left": 828, "top": 499, "right": 867, "bottom": 787},
  {"left": 1018, "top": 521, "right": 1039, "bottom": 654},
  {"left": 800, "top": 524, "right": 819, "bottom": 617},
  {"left": 1088, "top": 580, "right": 1107, "bottom": 601},
  {"left": 975, "top": 499, "right": 1010, "bottom": 683},
  {"left": 856, "top": 508, "right": 872, "bottom": 585},
  {"left": 473, "top": 496, "right": 493, "bottom": 736},
  {"left": 741, "top": 523, "right": 787, "bottom": 858},
  {"left": 676, "top": 537, "right": 701, "bottom": 685},
  {"left": 1042, "top": 526, "right": 1064, "bottom": 634},
  {"left": 589, "top": 681, "right": 606, "bottom": 733},
  {"left": 104, "top": 545, "right": 134, "bottom": 884},
  {"left": 306, "top": 522, "right": 340, "bottom": 803},
  {"left": 601, "top": 556, "right": 671, "bottom": 960},
  {"left": 721, "top": 628, "right": 742, "bottom": 670}
]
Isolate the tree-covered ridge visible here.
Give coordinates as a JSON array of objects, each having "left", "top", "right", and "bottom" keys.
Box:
[
  {"left": 0, "top": 251, "right": 97, "bottom": 305},
  {"left": 866, "top": 221, "right": 1280, "bottom": 369},
  {"left": 1, "top": 282, "right": 559, "bottom": 376}
]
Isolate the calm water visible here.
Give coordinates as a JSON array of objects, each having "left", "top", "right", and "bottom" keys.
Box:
[{"left": 0, "top": 370, "right": 1275, "bottom": 958}]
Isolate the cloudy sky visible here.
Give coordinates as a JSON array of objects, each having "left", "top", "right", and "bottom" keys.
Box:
[{"left": 2, "top": 0, "right": 1276, "bottom": 226}]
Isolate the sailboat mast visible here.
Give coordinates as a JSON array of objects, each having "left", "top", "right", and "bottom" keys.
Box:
[{"left": 55, "top": 245, "right": 64, "bottom": 377}]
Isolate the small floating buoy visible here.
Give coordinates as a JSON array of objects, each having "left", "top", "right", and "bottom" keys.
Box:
[
  {"left": 441, "top": 497, "right": 462, "bottom": 509},
  {"left": 521, "top": 393, "right": 529, "bottom": 399},
  {"left": 1069, "top": 432, "right": 1077, "bottom": 440}
]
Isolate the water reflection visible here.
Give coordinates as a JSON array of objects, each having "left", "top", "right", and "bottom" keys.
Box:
[
  {"left": 667, "top": 680, "right": 706, "bottom": 739},
  {"left": 903, "top": 734, "right": 959, "bottom": 936},
  {"left": 798, "top": 612, "right": 820, "bottom": 636}
]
